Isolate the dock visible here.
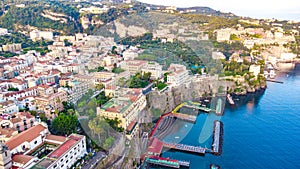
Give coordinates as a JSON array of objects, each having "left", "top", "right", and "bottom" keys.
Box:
[
  {"left": 212, "top": 120, "right": 223, "bottom": 155},
  {"left": 146, "top": 156, "right": 180, "bottom": 168},
  {"left": 164, "top": 142, "right": 206, "bottom": 154},
  {"left": 173, "top": 113, "right": 197, "bottom": 123},
  {"left": 184, "top": 101, "right": 212, "bottom": 112}
]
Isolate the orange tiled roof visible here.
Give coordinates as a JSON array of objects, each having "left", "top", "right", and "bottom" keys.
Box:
[
  {"left": 12, "top": 154, "right": 34, "bottom": 165},
  {"left": 5, "top": 124, "right": 47, "bottom": 150}
]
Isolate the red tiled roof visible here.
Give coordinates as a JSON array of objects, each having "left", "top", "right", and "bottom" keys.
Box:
[
  {"left": 5, "top": 124, "right": 47, "bottom": 150},
  {"left": 12, "top": 154, "right": 34, "bottom": 165},
  {"left": 45, "top": 134, "right": 67, "bottom": 143},
  {"left": 147, "top": 138, "right": 163, "bottom": 155},
  {"left": 126, "top": 120, "right": 137, "bottom": 132},
  {"left": 47, "top": 139, "right": 77, "bottom": 159}
]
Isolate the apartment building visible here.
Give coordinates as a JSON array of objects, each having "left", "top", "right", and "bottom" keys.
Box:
[
  {"left": 167, "top": 64, "right": 190, "bottom": 86},
  {"left": 97, "top": 88, "right": 147, "bottom": 139}
]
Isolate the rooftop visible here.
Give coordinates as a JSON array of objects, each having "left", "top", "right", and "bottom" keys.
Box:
[
  {"left": 101, "top": 98, "right": 132, "bottom": 114},
  {"left": 45, "top": 134, "right": 67, "bottom": 143},
  {"left": 5, "top": 124, "right": 47, "bottom": 150},
  {"left": 31, "top": 158, "right": 56, "bottom": 169},
  {"left": 148, "top": 138, "right": 164, "bottom": 155},
  {"left": 12, "top": 154, "right": 34, "bottom": 165},
  {"left": 47, "top": 139, "right": 77, "bottom": 159}
]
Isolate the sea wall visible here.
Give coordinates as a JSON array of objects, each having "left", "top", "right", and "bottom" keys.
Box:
[{"left": 147, "top": 76, "right": 233, "bottom": 116}]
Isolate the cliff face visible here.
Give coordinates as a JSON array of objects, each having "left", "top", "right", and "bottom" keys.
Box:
[{"left": 147, "top": 76, "right": 233, "bottom": 116}]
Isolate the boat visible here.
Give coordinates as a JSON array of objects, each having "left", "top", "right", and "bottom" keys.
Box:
[{"left": 175, "top": 136, "right": 179, "bottom": 139}]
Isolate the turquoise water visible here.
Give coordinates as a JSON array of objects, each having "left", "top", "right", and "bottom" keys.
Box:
[{"left": 152, "top": 67, "right": 300, "bottom": 169}]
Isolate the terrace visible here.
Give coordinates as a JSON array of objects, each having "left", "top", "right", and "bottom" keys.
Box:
[{"left": 100, "top": 97, "right": 133, "bottom": 114}]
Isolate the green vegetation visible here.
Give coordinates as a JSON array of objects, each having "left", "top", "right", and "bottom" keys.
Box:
[
  {"left": 230, "top": 34, "right": 241, "bottom": 41},
  {"left": 118, "top": 32, "right": 153, "bottom": 46},
  {"left": 221, "top": 59, "right": 251, "bottom": 76},
  {"left": 51, "top": 113, "right": 78, "bottom": 136},
  {"left": 104, "top": 117, "right": 124, "bottom": 132},
  {"left": 87, "top": 116, "right": 118, "bottom": 150},
  {"left": 126, "top": 72, "right": 151, "bottom": 88},
  {"left": 123, "top": 33, "right": 204, "bottom": 69},
  {"left": 112, "top": 67, "right": 125, "bottom": 73},
  {"left": 7, "top": 87, "right": 19, "bottom": 91},
  {"left": 0, "top": 3, "right": 81, "bottom": 35},
  {"left": 0, "top": 32, "right": 53, "bottom": 56},
  {"left": 156, "top": 82, "right": 167, "bottom": 90},
  {"left": 88, "top": 66, "right": 105, "bottom": 73},
  {"left": 212, "top": 41, "right": 250, "bottom": 58}
]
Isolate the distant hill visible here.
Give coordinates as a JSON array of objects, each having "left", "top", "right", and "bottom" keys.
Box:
[{"left": 137, "top": 1, "right": 238, "bottom": 19}]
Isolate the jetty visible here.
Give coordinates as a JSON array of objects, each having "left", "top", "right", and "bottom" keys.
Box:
[
  {"left": 146, "top": 156, "right": 190, "bottom": 168},
  {"left": 164, "top": 142, "right": 206, "bottom": 154},
  {"left": 212, "top": 120, "right": 223, "bottom": 155},
  {"left": 184, "top": 101, "right": 212, "bottom": 112},
  {"left": 173, "top": 113, "right": 197, "bottom": 123}
]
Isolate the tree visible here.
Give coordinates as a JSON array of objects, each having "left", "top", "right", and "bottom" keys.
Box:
[{"left": 51, "top": 113, "right": 78, "bottom": 136}]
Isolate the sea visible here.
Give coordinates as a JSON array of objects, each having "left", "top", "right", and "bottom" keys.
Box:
[{"left": 150, "top": 65, "right": 300, "bottom": 169}]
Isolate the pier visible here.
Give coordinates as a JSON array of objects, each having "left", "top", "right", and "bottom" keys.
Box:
[
  {"left": 164, "top": 142, "right": 206, "bottom": 154},
  {"left": 212, "top": 120, "right": 223, "bottom": 155},
  {"left": 173, "top": 113, "right": 197, "bottom": 123},
  {"left": 184, "top": 101, "right": 212, "bottom": 112},
  {"left": 146, "top": 156, "right": 190, "bottom": 168}
]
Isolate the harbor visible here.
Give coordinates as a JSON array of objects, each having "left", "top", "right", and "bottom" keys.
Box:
[{"left": 144, "top": 99, "right": 225, "bottom": 168}]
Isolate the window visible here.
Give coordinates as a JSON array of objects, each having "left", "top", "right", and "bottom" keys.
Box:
[
  {"left": 53, "top": 164, "right": 57, "bottom": 168},
  {"left": 65, "top": 160, "right": 68, "bottom": 164},
  {"left": 61, "top": 165, "right": 64, "bottom": 168},
  {"left": 34, "top": 140, "right": 37, "bottom": 144}
]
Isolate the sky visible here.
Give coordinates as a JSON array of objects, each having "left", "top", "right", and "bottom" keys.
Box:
[{"left": 138, "top": 0, "right": 300, "bottom": 21}]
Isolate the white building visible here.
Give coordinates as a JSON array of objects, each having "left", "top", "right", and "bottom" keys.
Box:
[
  {"left": 5, "top": 124, "right": 48, "bottom": 155},
  {"left": 2, "top": 124, "right": 87, "bottom": 169},
  {"left": 0, "top": 28, "right": 8, "bottom": 36},
  {"left": 30, "top": 30, "right": 53, "bottom": 41},
  {"left": 249, "top": 65, "right": 261, "bottom": 78},
  {"left": 122, "top": 50, "right": 138, "bottom": 60},
  {"left": 167, "top": 64, "right": 190, "bottom": 86},
  {"left": 120, "top": 60, "right": 147, "bottom": 75},
  {"left": 141, "top": 61, "right": 163, "bottom": 79},
  {"left": 0, "top": 101, "right": 19, "bottom": 114}
]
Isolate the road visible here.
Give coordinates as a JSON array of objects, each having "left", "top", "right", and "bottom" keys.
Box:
[{"left": 82, "top": 151, "right": 106, "bottom": 169}]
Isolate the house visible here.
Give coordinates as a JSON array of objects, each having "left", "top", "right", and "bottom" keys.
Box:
[{"left": 0, "top": 101, "right": 19, "bottom": 114}]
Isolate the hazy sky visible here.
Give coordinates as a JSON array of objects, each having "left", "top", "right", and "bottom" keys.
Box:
[{"left": 138, "top": 0, "right": 300, "bottom": 21}]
